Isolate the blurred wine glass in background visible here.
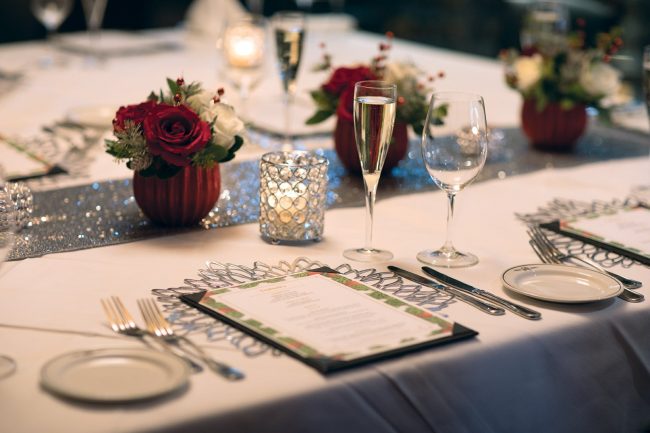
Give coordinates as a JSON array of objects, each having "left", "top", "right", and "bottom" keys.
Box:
[
  {"left": 81, "top": 0, "right": 108, "bottom": 63},
  {"left": 520, "top": 1, "right": 568, "bottom": 53},
  {"left": 219, "top": 15, "right": 268, "bottom": 116},
  {"left": 29, "top": 0, "right": 73, "bottom": 67}
]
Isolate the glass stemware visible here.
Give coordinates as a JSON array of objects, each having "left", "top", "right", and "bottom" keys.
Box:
[
  {"left": 81, "top": 0, "right": 108, "bottom": 63},
  {"left": 30, "top": 0, "right": 73, "bottom": 67},
  {"left": 343, "top": 81, "right": 397, "bottom": 263},
  {"left": 520, "top": 1, "right": 568, "bottom": 52},
  {"left": 271, "top": 11, "right": 306, "bottom": 151},
  {"left": 643, "top": 45, "right": 650, "bottom": 119},
  {"left": 418, "top": 92, "right": 488, "bottom": 268},
  {"left": 220, "top": 15, "right": 268, "bottom": 117},
  {"left": 0, "top": 167, "right": 18, "bottom": 380}
]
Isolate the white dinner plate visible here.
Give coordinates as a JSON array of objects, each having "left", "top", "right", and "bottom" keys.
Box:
[
  {"left": 41, "top": 348, "right": 189, "bottom": 402},
  {"left": 502, "top": 264, "right": 623, "bottom": 303},
  {"left": 66, "top": 105, "right": 116, "bottom": 129}
]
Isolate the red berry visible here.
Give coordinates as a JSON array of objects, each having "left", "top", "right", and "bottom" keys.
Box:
[
  {"left": 614, "top": 37, "right": 623, "bottom": 46},
  {"left": 173, "top": 93, "right": 182, "bottom": 103},
  {"left": 397, "top": 96, "right": 406, "bottom": 105},
  {"left": 213, "top": 95, "right": 221, "bottom": 103},
  {"left": 217, "top": 87, "right": 225, "bottom": 96},
  {"left": 438, "top": 71, "right": 445, "bottom": 78},
  {"left": 385, "top": 31, "right": 394, "bottom": 39},
  {"left": 603, "top": 54, "right": 611, "bottom": 63},
  {"left": 176, "top": 77, "right": 185, "bottom": 86}
]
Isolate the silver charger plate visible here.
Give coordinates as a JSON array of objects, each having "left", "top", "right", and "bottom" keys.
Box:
[
  {"left": 502, "top": 264, "right": 623, "bottom": 303},
  {"left": 41, "top": 348, "right": 190, "bottom": 402}
]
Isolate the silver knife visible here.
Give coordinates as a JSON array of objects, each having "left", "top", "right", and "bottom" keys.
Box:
[
  {"left": 388, "top": 266, "right": 506, "bottom": 316},
  {"left": 422, "top": 266, "right": 542, "bottom": 320}
]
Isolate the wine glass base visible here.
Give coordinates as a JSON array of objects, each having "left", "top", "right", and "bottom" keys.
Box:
[
  {"left": 343, "top": 247, "right": 393, "bottom": 263},
  {"left": 0, "top": 355, "right": 16, "bottom": 380},
  {"left": 417, "top": 249, "right": 479, "bottom": 268}
]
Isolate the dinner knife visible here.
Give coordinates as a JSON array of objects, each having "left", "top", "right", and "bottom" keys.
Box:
[
  {"left": 388, "top": 266, "right": 506, "bottom": 316},
  {"left": 422, "top": 266, "right": 542, "bottom": 320}
]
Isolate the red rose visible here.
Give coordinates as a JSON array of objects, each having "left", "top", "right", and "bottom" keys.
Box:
[
  {"left": 113, "top": 100, "right": 157, "bottom": 132},
  {"left": 336, "top": 84, "right": 356, "bottom": 121},
  {"left": 322, "top": 66, "right": 376, "bottom": 96},
  {"left": 142, "top": 104, "right": 211, "bottom": 167}
]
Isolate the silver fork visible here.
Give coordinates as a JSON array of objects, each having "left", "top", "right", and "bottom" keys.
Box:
[
  {"left": 137, "top": 298, "right": 245, "bottom": 381},
  {"left": 527, "top": 228, "right": 644, "bottom": 303},
  {"left": 101, "top": 296, "right": 203, "bottom": 373}
]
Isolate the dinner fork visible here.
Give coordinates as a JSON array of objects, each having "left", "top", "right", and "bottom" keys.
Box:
[
  {"left": 527, "top": 229, "right": 644, "bottom": 303},
  {"left": 137, "top": 298, "right": 245, "bottom": 381},
  {"left": 101, "top": 296, "right": 203, "bottom": 373},
  {"left": 528, "top": 225, "right": 643, "bottom": 290}
]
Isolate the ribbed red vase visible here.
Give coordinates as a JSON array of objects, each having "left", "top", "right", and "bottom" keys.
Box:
[
  {"left": 334, "top": 113, "right": 408, "bottom": 175},
  {"left": 521, "top": 99, "right": 587, "bottom": 152},
  {"left": 133, "top": 164, "right": 221, "bottom": 227}
]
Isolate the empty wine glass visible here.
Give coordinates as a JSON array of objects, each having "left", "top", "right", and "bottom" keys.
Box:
[
  {"left": 81, "top": 0, "right": 108, "bottom": 63},
  {"left": 343, "top": 81, "right": 397, "bottom": 263},
  {"left": 271, "top": 11, "right": 305, "bottom": 151},
  {"left": 220, "top": 15, "right": 268, "bottom": 116},
  {"left": 0, "top": 167, "right": 18, "bottom": 380},
  {"left": 30, "top": 0, "right": 73, "bottom": 67},
  {"left": 418, "top": 92, "right": 488, "bottom": 268}
]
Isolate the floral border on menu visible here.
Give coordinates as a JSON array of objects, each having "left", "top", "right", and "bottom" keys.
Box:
[{"left": 197, "top": 270, "right": 455, "bottom": 362}]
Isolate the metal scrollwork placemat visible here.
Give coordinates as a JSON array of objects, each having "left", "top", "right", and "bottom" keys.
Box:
[
  {"left": 517, "top": 194, "right": 650, "bottom": 269},
  {"left": 151, "top": 257, "right": 456, "bottom": 358}
]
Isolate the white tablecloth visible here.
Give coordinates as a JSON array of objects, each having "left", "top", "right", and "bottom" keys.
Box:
[{"left": 0, "top": 28, "right": 649, "bottom": 433}]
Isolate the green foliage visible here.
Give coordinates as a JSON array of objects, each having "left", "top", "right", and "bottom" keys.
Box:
[{"left": 306, "top": 89, "right": 337, "bottom": 124}]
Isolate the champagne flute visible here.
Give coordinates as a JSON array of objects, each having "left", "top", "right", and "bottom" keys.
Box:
[
  {"left": 418, "top": 92, "right": 488, "bottom": 268},
  {"left": 30, "top": 0, "right": 73, "bottom": 67},
  {"left": 343, "top": 81, "right": 397, "bottom": 263},
  {"left": 0, "top": 167, "right": 18, "bottom": 380},
  {"left": 271, "top": 11, "right": 305, "bottom": 151}
]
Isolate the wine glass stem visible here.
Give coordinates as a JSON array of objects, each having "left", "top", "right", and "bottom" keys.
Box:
[
  {"left": 362, "top": 174, "right": 379, "bottom": 252},
  {"left": 282, "top": 92, "right": 294, "bottom": 151},
  {"left": 442, "top": 192, "right": 457, "bottom": 253}
]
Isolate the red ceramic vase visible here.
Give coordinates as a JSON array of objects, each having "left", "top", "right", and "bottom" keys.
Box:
[
  {"left": 334, "top": 113, "right": 408, "bottom": 175},
  {"left": 133, "top": 164, "right": 221, "bottom": 227},
  {"left": 521, "top": 99, "right": 587, "bottom": 152}
]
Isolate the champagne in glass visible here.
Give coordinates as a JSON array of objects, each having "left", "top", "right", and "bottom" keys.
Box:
[
  {"left": 0, "top": 167, "right": 18, "bottom": 380},
  {"left": 30, "top": 0, "right": 73, "bottom": 67},
  {"left": 343, "top": 81, "right": 396, "bottom": 263},
  {"left": 418, "top": 92, "right": 488, "bottom": 268},
  {"left": 271, "top": 11, "right": 305, "bottom": 151}
]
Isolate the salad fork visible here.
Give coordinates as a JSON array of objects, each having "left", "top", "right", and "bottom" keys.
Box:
[
  {"left": 527, "top": 229, "right": 644, "bottom": 303},
  {"left": 137, "top": 298, "right": 245, "bottom": 381},
  {"left": 101, "top": 296, "right": 203, "bottom": 373}
]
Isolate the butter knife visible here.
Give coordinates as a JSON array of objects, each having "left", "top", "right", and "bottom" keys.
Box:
[
  {"left": 388, "top": 266, "right": 505, "bottom": 316},
  {"left": 422, "top": 266, "right": 542, "bottom": 320}
]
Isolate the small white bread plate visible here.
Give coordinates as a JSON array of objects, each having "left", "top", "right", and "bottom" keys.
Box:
[
  {"left": 41, "top": 348, "right": 189, "bottom": 402},
  {"left": 502, "top": 264, "right": 623, "bottom": 303},
  {"left": 66, "top": 105, "right": 116, "bottom": 129}
]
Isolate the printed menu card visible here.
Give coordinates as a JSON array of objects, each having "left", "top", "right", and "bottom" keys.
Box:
[{"left": 182, "top": 267, "right": 476, "bottom": 373}]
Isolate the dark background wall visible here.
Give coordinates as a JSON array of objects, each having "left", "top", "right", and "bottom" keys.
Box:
[{"left": 1, "top": 0, "right": 648, "bottom": 82}]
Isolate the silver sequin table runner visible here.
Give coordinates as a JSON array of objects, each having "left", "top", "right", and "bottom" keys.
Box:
[{"left": 9, "top": 125, "right": 650, "bottom": 260}]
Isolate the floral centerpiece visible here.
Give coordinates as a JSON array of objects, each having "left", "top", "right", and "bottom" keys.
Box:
[
  {"left": 307, "top": 33, "right": 442, "bottom": 173},
  {"left": 106, "top": 77, "right": 245, "bottom": 226},
  {"left": 501, "top": 23, "right": 624, "bottom": 150}
]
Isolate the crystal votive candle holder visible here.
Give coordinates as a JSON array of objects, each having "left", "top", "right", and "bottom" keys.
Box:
[{"left": 259, "top": 151, "right": 328, "bottom": 243}]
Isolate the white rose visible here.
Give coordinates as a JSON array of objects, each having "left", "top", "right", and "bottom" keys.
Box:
[
  {"left": 185, "top": 90, "right": 213, "bottom": 113},
  {"left": 203, "top": 102, "right": 245, "bottom": 149},
  {"left": 580, "top": 62, "right": 620, "bottom": 98},
  {"left": 513, "top": 54, "right": 542, "bottom": 91},
  {"left": 384, "top": 61, "right": 420, "bottom": 84}
]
